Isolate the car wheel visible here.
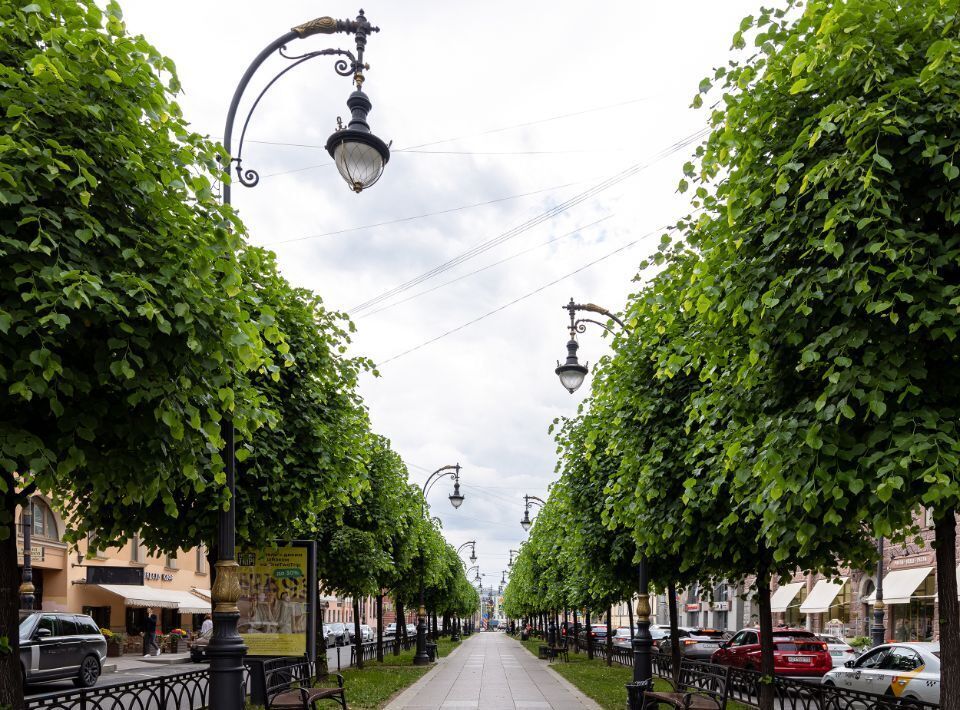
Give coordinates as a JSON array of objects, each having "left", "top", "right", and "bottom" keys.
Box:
[
  {"left": 822, "top": 681, "right": 835, "bottom": 688},
  {"left": 74, "top": 655, "right": 101, "bottom": 688}
]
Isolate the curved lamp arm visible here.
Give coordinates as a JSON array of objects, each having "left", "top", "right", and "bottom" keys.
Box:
[
  {"left": 222, "top": 10, "right": 378, "bottom": 204},
  {"left": 524, "top": 495, "right": 546, "bottom": 509},
  {"left": 564, "top": 298, "right": 630, "bottom": 337}
]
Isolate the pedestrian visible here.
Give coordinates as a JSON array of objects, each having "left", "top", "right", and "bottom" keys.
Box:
[
  {"left": 142, "top": 610, "right": 160, "bottom": 657},
  {"left": 200, "top": 613, "right": 213, "bottom": 635}
]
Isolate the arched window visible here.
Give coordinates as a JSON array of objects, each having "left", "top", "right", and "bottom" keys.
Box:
[{"left": 24, "top": 497, "right": 60, "bottom": 542}]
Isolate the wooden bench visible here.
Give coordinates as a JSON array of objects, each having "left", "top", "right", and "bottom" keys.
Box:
[
  {"left": 262, "top": 657, "right": 347, "bottom": 710},
  {"left": 643, "top": 660, "right": 730, "bottom": 709}
]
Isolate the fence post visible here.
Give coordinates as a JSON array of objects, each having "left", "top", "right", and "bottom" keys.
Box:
[{"left": 160, "top": 673, "right": 166, "bottom": 710}]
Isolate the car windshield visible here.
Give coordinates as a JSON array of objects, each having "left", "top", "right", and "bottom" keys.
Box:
[
  {"left": 19, "top": 614, "right": 37, "bottom": 640},
  {"left": 819, "top": 635, "right": 844, "bottom": 644},
  {"left": 690, "top": 629, "right": 726, "bottom": 639}
]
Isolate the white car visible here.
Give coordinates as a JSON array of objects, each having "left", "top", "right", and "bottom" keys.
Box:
[
  {"left": 385, "top": 623, "right": 397, "bottom": 637},
  {"left": 612, "top": 625, "right": 669, "bottom": 649},
  {"left": 816, "top": 634, "right": 858, "bottom": 667},
  {"left": 821, "top": 642, "right": 940, "bottom": 703}
]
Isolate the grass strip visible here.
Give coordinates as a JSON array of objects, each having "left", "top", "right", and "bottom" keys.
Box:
[
  {"left": 515, "top": 637, "right": 751, "bottom": 710},
  {"left": 321, "top": 638, "right": 462, "bottom": 710}
]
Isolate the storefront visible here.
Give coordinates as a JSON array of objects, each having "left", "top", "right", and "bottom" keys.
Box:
[
  {"left": 865, "top": 563, "right": 936, "bottom": 642},
  {"left": 800, "top": 577, "right": 850, "bottom": 634},
  {"left": 771, "top": 581, "right": 808, "bottom": 627}
]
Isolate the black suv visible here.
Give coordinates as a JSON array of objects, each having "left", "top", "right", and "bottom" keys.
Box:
[{"left": 20, "top": 612, "right": 107, "bottom": 687}]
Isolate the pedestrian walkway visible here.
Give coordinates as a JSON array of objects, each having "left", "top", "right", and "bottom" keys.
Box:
[{"left": 386, "top": 632, "right": 600, "bottom": 710}]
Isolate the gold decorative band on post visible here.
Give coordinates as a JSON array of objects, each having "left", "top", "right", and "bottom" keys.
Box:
[
  {"left": 635, "top": 594, "right": 651, "bottom": 623},
  {"left": 292, "top": 16, "right": 338, "bottom": 38},
  {"left": 18, "top": 581, "right": 35, "bottom": 595},
  {"left": 418, "top": 605, "right": 427, "bottom": 617},
  {"left": 873, "top": 600, "right": 885, "bottom": 611},
  {"left": 212, "top": 560, "right": 242, "bottom": 613}
]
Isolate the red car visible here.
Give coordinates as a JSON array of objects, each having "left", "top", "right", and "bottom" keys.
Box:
[{"left": 710, "top": 628, "right": 832, "bottom": 679}]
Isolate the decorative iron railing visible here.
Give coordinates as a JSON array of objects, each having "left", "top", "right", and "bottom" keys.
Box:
[
  {"left": 25, "top": 669, "right": 209, "bottom": 710},
  {"left": 617, "top": 652, "right": 939, "bottom": 709}
]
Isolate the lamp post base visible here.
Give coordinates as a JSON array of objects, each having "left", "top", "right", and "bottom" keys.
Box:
[
  {"left": 207, "top": 609, "right": 247, "bottom": 710},
  {"left": 414, "top": 614, "right": 431, "bottom": 665}
]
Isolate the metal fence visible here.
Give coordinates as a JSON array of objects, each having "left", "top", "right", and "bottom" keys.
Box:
[
  {"left": 25, "top": 670, "right": 209, "bottom": 710},
  {"left": 629, "top": 652, "right": 940, "bottom": 710}
]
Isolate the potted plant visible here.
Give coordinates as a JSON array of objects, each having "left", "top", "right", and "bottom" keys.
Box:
[
  {"left": 168, "top": 628, "right": 187, "bottom": 653},
  {"left": 102, "top": 628, "right": 125, "bottom": 657}
]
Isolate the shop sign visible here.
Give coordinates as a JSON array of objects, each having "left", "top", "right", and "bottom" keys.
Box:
[
  {"left": 889, "top": 554, "right": 933, "bottom": 569},
  {"left": 16, "top": 545, "right": 44, "bottom": 561},
  {"left": 685, "top": 603, "right": 701, "bottom": 612},
  {"left": 144, "top": 572, "right": 174, "bottom": 582},
  {"left": 712, "top": 601, "right": 730, "bottom": 612}
]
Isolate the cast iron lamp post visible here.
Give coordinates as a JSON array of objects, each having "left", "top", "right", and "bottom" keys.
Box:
[
  {"left": 415, "top": 464, "right": 464, "bottom": 665},
  {"left": 520, "top": 495, "right": 545, "bottom": 531},
  {"left": 508, "top": 549, "right": 519, "bottom": 567},
  {"left": 210, "top": 12, "right": 390, "bottom": 709},
  {"left": 871, "top": 537, "right": 886, "bottom": 646},
  {"left": 19, "top": 498, "right": 34, "bottom": 610},
  {"left": 553, "top": 299, "right": 653, "bottom": 704}
]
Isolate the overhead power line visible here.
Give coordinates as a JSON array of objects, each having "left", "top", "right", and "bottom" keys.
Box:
[
  {"left": 374, "top": 224, "right": 673, "bottom": 368},
  {"left": 351, "top": 128, "right": 707, "bottom": 315},
  {"left": 357, "top": 215, "right": 614, "bottom": 319}
]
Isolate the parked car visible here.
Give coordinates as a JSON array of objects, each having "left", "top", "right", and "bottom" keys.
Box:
[
  {"left": 657, "top": 628, "right": 728, "bottom": 661},
  {"left": 711, "top": 628, "right": 832, "bottom": 679},
  {"left": 821, "top": 642, "right": 940, "bottom": 702},
  {"left": 816, "top": 634, "right": 858, "bottom": 667},
  {"left": 322, "top": 624, "right": 337, "bottom": 648},
  {"left": 19, "top": 612, "right": 107, "bottom": 688},
  {"left": 589, "top": 624, "right": 608, "bottom": 640},
  {"left": 349, "top": 624, "right": 374, "bottom": 643},
  {"left": 612, "top": 625, "right": 669, "bottom": 649},
  {"left": 327, "top": 623, "right": 348, "bottom": 646},
  {"left": 189, "top": 627, "right": 213, "bottom": 662},
  {"left": 385, "top": 623, "right": 397, "bottom": 637},
  {"left": 405, "top": 623, "right": 417, "bottom": 637}
]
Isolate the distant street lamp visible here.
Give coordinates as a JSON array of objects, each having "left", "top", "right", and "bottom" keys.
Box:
[
  {"left": 457, "top": 540, "right": 477, "bottom": 565},
  {"left": 19, "top": 499, "right": 34, "bottom": 610},
  {"left": 415, "top": 464, "right": 463, "bottom": 665},
  {"left": 520, "top": 495, "right": 546, "bottom": 532},
  {"left": 552, "top": 298, "right": 654, "bottom": 703},
  {"left": 211, "top": 12, "right": 390, "bottom": 709},
  {"left": 508, "top": 549, "right": 519, "bottom": 567},
  {"left": 555, "top": 298, "right": 628, "bottom": 393}
]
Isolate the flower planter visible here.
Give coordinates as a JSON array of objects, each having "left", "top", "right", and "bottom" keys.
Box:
[{"left": 107, "top": 642, "right": 123, "bottom": 657}]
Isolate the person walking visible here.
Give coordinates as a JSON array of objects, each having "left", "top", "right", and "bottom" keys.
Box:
[{"left": 142, "top": 610, "right": 160, "bottom": 657}]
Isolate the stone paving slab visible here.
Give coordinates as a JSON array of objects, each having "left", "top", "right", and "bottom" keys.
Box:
[{"left": 385, "top": 632, "right": 600, "bottom": 710}]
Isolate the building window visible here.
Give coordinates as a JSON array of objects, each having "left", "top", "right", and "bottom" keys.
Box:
[
  {"left": 27, "top": 498, "right": 59, "bottom": 541},
  {"left": 196, "top": 546, "right": 207, "bottom": 574},
  {"left": 131, "top": 534, "right": 144, "bottom": 563}
]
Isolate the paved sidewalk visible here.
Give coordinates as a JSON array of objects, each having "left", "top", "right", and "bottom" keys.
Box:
[{"left": 386, "top": 632, "right": 601, "bottom": 710}]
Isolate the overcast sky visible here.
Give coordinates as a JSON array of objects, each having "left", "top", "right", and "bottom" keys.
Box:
[{"left": 118, "top": 0, "right": 760, "bottom": 586}]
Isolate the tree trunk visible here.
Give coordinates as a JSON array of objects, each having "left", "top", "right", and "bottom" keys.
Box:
[
  {"left": 606, "top": 605, "right": 613, "bottom": 666},
  {"left": 394, "top": 599, "right": 405, "bottom": 655},
  {"left": 936, "top": 510, "right": 959, "bottom": 710},
  {"left": 563, "top": 608, "right": 569, "bottom": 642},
  {"left": 572, "top": 609, "right": 579, "bottom": 653},
  {"left": 376, "top": 594, "right": 384, "bottom": 662},
  {"left": 352, "top": 599, "right": 363, "bottom": 669},
  {"left": 0, "top": 482, "right": 24, "bottom": 710},
  {"left": 756, "top": 567, "right": 775, "bottom": 710},
  {"left": 586, "top": 610, "right": 594, "bottom": 660},
  {"left": 668, "top": 583, "right": 681, "bottom": 684}
]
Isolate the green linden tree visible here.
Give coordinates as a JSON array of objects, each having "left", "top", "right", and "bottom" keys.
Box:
[
  {"left": 671, "top": 1, "right": 960, "bottom": 702},
  {"left": 0, "top": 2, "right": 278, "bottom": 706}
]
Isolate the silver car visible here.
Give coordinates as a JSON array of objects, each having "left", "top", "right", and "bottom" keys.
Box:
[
  {"left": 822, "top": 642, "right": 940, "bottom": 703},
  {"left": 20, "top": 612, "right": 107, "bottom": 688}
]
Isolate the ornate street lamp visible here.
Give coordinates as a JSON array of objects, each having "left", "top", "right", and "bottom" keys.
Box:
[
  {"left": 508, "top": 549, "right": 519, "bottom": 567},
  {"left": 211, "top": 14, "right": 390, "bottom": 708},
  {"left": 520, "top": 495, "right": 546, "bottom": 532},
  {"left": 19, "top": 498, "right": 34, "bottom": 610},
  {"left": 415, "top": 464, "right": 464, "bottom": 665},
  {"left": 552, "top": 298, "right": 654, "bottom": 703},
  {"left": 555, "top": 298, "right": 628, "bottom": 393},
  {"left": 871, "top": 537, "right": 886, "bottom": 646},
  {"left": 457, "top": 541, "right": 477, "bottom": 565}
]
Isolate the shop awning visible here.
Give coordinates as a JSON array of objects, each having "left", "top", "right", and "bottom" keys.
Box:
[
  {"left": 864, "top": 567, "right": 934, "bottom": 605},
  {"left": 800, "top": 578, "right": 847, "bottom": 614},
  {"left": 770, "top": 582, "right": 805, "bottom": 613},
  {"left": 96, "top": 585, "right": 211, "bottom": 613},
  {"left": 168, "top": 590, "right": 211, "bottom": 615},
  {"left": 96, "top": 584, "right": 181, "bottom": 609}
]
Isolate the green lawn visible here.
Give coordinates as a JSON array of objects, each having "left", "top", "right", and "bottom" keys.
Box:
[
  {"left": 320, "top": 638, "right": 462, "bottom": 710},
  {"left": 515, "top": 636, "right": 751, "bottom": 710}
]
